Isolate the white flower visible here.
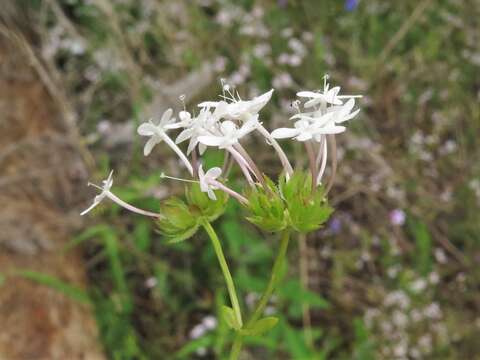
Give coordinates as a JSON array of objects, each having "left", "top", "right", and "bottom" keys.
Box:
[
  {"left": 138, "top": 108, "right": 193, "bottom": 175},
  {"left": 271, "top": 118, "right": 346, "bottom": 142},
  {"left": 198, "top": 118, "right": 258, "bottom": 149},
  {"left": 198, "top": 89, "right": 273, "bottom": 122},
  {"left": 175, "top": 108, "right": 217, "bottom": 155},
  {"left": 297, "top": 79, "right": 361, "bottom": 109},
  {"left": 137, "top": 108, "right": 176, "bottom": 156},
  {"left": 81, "top": 171, "right": 161, "bottom": 217},
  {"left": 297, "top": 86, "right": 343, "bottom": 107},
  {"left": 81, "top": 170, "right": 114, "bottom": 215},
  {"left": 198, "top": 165, "right": 222, "bottom": 200},
  {"left": 291, "top": 98, "right": 360, "bottom": 127}
]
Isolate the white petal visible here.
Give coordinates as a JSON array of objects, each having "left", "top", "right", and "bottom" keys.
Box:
[
  {"left": 144, "top": 136, "right": 160, "bottom": 156},
  {"left": 296, "top": 132, "right": 312, "bottom": 141},
  {"left": 206, "top": 167, "right": 222, "bottom": 179},
  {"left": 221, "top": 121, "right": 236, "bottom": 134},
  {"left": 339, "top": 108, "right": 360, "bottom": 123},
  {"left": 176, "top": 128, "right": 193, "bottom": 144},
  {"left": 198, "top": 164, "right": 205, "bottom": 179},
  {"left": 199, "top": 143, "right": 207, "bottom": 155},
  {"left": 342, "top": 98, "right": 355, "bottom": 113},
  {"left": 271, "top": 128, "right": 300, "bottom": 139},
  {"left": 316, "top": 125, "right": 346, "bottom": 135},
  {"left": 198, "top": 135, "right": 224, "bottom": 146},
  {"left": 297, "top": 91, "right": 319, "bottom": 98},
  {"left": 160, "top": 108, "right": 173, "bottom": 126},
  {"left": 179, "top": 111, "right": 191, "bottom": 122},
  {"left": 249, "top": 89, "right": 273, "bottom": 112},
  {"left": 198, "top": 101, "right": 220, "bottom": 108},
  {"left": 137, "top": 122, "right": 157, "bottom": 136},
  {"left": 207, "top": 188, "right": 217, "bottom": 201},
  {"left": 304, "top": 98, "right": 321, "bottom": 108},
  {"left": 186, "top": 138, "right": 198, "bottom": 155}
]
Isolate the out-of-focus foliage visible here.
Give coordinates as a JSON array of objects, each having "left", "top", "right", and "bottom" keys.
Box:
[{"left": 31, "top": 0, "right": 480, "bottom": 358}]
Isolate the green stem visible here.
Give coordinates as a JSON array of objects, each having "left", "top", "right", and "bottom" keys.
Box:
[
  {"left": 247, "top": 229, "right": 291, "bottom": 326},
  {"left": 229, "top": 229, "right": 291, "bottom": 359},
  {"left": 230, "top": 336, "right": 243, "bottom": 360},
  {"left": 201, "top": 220, "right": 243, "bottom": 327}
]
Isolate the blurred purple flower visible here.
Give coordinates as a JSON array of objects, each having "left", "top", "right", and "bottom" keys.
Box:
[
  {"left": 389, "top": 209, "right": 406, "bottom": 226},
  {"left": 345, "top": 0, "right": 359, "bottom": 11},
  {"left": 329, "top": 217, "right": 342, "bottom": 234},
  {"left": 277, "top": 0, "right": 288, "bottom": 8}
]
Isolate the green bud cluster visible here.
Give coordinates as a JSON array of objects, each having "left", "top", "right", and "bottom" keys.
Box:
[
  {"left": 244, "top": 171, "right": 333, "bottom": 233},
  {"left": 156, "top": 183, "right": 228, "bottom": 243}
]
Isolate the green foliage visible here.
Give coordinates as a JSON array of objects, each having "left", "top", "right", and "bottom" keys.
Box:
[
  {"left": 157, "top": 184, "right": 228, "bottom": 243},
  {"left": 43, "top": 0, "right": 480, "bottom": 358},
  {"left": 12, "top": 270, "right": 90, "bottom": 304},
  {"left": 240, "top": 317, "right": 279, "bottom": 336},
  {"left": 352, "top": 318, "right": 376, "bottom": 360},
  {"left": 221, "top": 305, "right": 241, "bottom": 330},
  {"left": 409, "top": 219, "right": 432, "bottom": 276}
]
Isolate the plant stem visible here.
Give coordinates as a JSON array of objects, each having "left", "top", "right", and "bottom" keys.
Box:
[
  {"left": 229, "top": 229, "right": 291, "bottom": 359},
  {"left": 298, "top": 232, "right": 313, "bottom": 347},
  {"left": 230, "top": 335, "right": 243, "bottom": 360},
  {"left": 201, "top": 220, "right": 243, "bottom": 328},
  {"left": 247, "top": 229, "right": 291, "bottom": 326}
]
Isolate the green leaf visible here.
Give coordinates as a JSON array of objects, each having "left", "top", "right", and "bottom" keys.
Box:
[
  {"left": 14, "top": 270, "right": 90, "bottom": 304},
  {"left": 0, "top": 272, "right": 5, "bottom": 287},
  {"left": 283, "top": 322, "right": 311, "bottom": 358},
  {"left": 174, "top": 334, "right": 213, "bottom": 359},
  {"left": 240, "top": 316, "right": 278, "bottom": 336},
  {"left": 410, "top": 220, "right": 432, "bottom": 275},
  {"left": 221, "top": 305, "right": 241, "bottom": 330}
]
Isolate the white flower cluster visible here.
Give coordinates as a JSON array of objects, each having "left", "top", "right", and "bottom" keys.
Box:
[
  {"left": 82, "top": 77, "right": 361, "bottom": 216},
  {"left": 271, "top": 76, "right": 361, "bottom": 185}
]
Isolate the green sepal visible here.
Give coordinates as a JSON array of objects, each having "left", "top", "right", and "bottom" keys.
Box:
[
  {"left": 157, "top": 198, "right": 200, "bottom": 243},
  {"left": 185, "top": 183, "right": 228, "bottom": 222},
  {"left": 279, "top": 172, "right": 333, "bottom": 233},
  {"left": 156, "top": 184, "right": 228, "bottom": 243},
  {"left": 243, "top": 177, "right": 288, "bottom": 232},
  {"left": 221, "top": 305, "right": 241, "bottom": 330},
  {"left": 240, "top": 317, "right": 279, "bottom": 336}
]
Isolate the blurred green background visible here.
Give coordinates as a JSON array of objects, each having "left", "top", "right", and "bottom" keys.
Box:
[{"left": 9, "top": 0, "right": 480, "bottom": 359}]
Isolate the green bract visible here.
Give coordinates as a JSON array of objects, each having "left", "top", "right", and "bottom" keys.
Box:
[
  {"left": 244, "top": 171, "right": 333, "bottom": 233},
  {"left": 244, "top": 177, "right": 288, "bottom": 232},
  {"left": 157, "top": 184, "right": 227, "bottom": 243},
  {"left": 279, "top": 171, "right": 333, "bottom": 233}
]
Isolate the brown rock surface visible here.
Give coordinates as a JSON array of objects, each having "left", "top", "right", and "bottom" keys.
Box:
[{"left": 0, "top": 12, "right": 104, "bottom": 360}]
